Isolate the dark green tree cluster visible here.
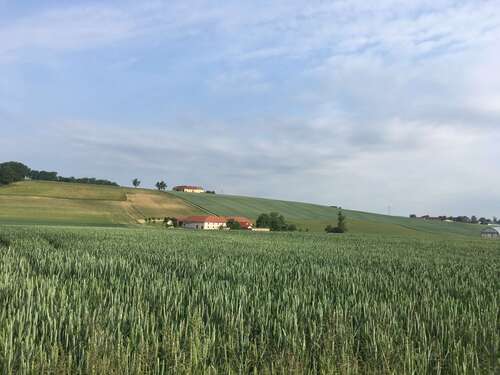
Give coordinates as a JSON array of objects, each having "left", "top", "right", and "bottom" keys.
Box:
[
  {"left": 56, "top": 176, "right": 118, "bottom": 186},
  {"left": 0, "top": 161, "right": 118, "bottom": 186},
  {"left": 256, "top": 212, "right": 297, "bottom": 231},
  {"left": 29, "top": 170, "right": 58, "bottom": 181},
  {"left": 155, "top": 181, "right": 167, "bottom": 191},
  {"left": 325, "top": 210, "right": 347, "bottom": 233},
  {"left": 0, "top": 162, "right": 30, "bottom": 185},
  {"left": 226, "top": 219, "right": 241, "bottom": 230}
]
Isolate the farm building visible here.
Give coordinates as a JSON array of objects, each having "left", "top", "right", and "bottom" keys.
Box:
[
  {"left": 481, "top": 227, "right": 500, "bottom": 239},
  {"left": 179, "top": 215, "right": 227, "bottom": 230},
  {"left": 173, "top": 185, "right": 205, "bottom": 193},
  {"left": 226, "top": 216, "right": 253, "bottom": 230}
]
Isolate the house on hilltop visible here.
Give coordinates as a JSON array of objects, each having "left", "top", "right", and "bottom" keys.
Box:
[
  {"left": 481, "top": 227, "right": 500, "bottom": 239},
  {"left": 179, "top": 216, "right": 227, "bottom": 230},
  {"left": 173, "top": 185, "right": 205, "bottom": 193}
]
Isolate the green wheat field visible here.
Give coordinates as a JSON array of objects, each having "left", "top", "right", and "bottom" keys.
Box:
[{"left": 0, "top": 225, "right": 498, "bottom": 374}]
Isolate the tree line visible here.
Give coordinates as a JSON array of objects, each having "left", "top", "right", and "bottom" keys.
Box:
[
  {"left": 410, "top": 214, "right": 500, "bottom": 225},
  {"left": 0, "top": 161, "right": 118, "bottom": 186}
]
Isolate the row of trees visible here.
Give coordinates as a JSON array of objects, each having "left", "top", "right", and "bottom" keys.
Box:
[
  {"left": 410, "top": 214, "right": 500, "bottom": 225},
  {"left": 0, "top": 161, "right": 118, "bottom": 186}
]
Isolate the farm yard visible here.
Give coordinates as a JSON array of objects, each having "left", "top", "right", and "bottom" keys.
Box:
[{"left": 0, "top": 225, "right": 498, "bottom": 374}]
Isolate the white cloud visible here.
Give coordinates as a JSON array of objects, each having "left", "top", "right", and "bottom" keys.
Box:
[{"left": 2, "top": 1, "right": 500, "bottom": 217}]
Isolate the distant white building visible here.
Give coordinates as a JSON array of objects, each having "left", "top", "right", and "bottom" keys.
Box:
[
  {"left": 481, "top": 227, "right": 500, "bottom": 239},
  {"left": 173, "top": 185, "right": 205, "bottom": 193},
  {"left": 180, "top": 216, "right": 227, "bottom": 230}
]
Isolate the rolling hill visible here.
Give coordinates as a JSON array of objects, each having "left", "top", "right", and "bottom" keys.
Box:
[
  {"left": 0, "top": 181, "right": 485, "bottom": 237},
  {"left": 0, "top": 181, "right": 204, "bottom": 227},
  {"left": 169, "top": 191, "right": 484, "bottom": 237}
]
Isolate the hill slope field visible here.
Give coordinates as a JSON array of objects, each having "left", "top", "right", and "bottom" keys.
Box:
[
  {"left": 0, "top": 181, "right": 204, "bottom": 226},
  {"left": 0, "top": 181, "right": 485, "bottom": 237},
  {"left": 170, "top": 191, "right": 484, "bottom": 237}
]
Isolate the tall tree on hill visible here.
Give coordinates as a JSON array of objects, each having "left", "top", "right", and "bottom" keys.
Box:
[
  {"left": 132, "top": 178, "right": 141, "bottom": 188},
  {"left": 337, "top": 210, "right": 347, "bottom": 233},
  {"left": 155, "top": 181, "right": 167, "bottom": 191}
]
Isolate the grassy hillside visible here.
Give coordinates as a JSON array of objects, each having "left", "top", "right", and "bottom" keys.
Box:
[
  {"left": 0, "top": 181, "right": 203, "bottom": 226},
  {"left": 0, "top": 181, "right": 486, "bottom": 237},
  {"left": 170, "top": 191, "right": 484, "bottom": 237}
]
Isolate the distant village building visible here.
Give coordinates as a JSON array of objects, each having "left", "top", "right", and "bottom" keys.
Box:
[
  {"left": 179, "top": 216, "right": 227, "bottom": 230},
  {"left": 481, "top": 227, "right": 500, "bottom": 239},
  {"left": 173, "top": 185, "right": 205, "bottom": 193}
]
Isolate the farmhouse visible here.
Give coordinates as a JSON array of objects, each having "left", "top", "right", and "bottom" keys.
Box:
[
  {"left": 480, "top": 227, "right": 500, "bottom": 239},
  {"left": 173, "top": 185, "right": 205, "bottom": 193},
  {"left": 179, "top": 215, "right": 227, "bottom": 230},
  {"left": 227, "top": 216, "right": 253, "bottom": 230}
]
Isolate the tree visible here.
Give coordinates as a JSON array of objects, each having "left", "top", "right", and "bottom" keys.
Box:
[
  {"left": 30, "top": 170, "right": 58, "bottom": 181},
  {"left": 337, "top": 210, "right": 347, "bottom": 233},
  {"left": 479, "top": 217, "right": 490, "bottom": 225},
  {"left": 409, "top": 214, "right": 417, "bottom": 219},
  {"left": 0, "top": 161, "right": 31, "bottom": 185},
  {"left": 256, "top": 213, "right": 271, "bottom": 228},
  {"left": 132, "top": 178, "right": 141, "bottom": 188},
  {"left": 268, "top": 212, "right": 287, "bottom": 231},
  {"left": 471, "top": 215, "right": 478, "bottom": 224},
  {"left": 257, "top": 212, "right": 295, "bottom": 231},
  {"left": 155, "top": 181, "right": 167, "bottom": 191},
  {"left": 325, "top": 210, "right": 348, "bottom": 233},
  {"left": 226, "top": 219, "right": 241, "bottom": 230}
]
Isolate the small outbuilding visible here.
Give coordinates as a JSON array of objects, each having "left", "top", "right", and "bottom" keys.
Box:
[{"left": 481, "top": 227, "right": 500, "bottom": 239}]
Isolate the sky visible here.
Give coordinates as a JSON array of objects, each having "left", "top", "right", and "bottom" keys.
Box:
[{"left": 1, "top": 0, "right": 499, "bottom": 217}]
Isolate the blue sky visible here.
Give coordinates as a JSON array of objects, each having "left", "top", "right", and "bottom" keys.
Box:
[{"left": 1, "top": 0, "right": 499, "bottom": 217}]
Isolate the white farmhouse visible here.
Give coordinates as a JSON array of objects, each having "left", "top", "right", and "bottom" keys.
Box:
[
  {"left": 180, "top": 216, "right": 227, "bottom": 230},
  {"left": 173, "top": 185, "right": 205, "bottom": 193}
]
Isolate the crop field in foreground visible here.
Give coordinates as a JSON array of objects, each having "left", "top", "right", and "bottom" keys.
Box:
[{"left": 0, "top": 226, "right": 498, "bottom": 374}]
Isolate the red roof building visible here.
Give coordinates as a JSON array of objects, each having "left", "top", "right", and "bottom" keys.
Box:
[{"left": 227, "top": 216, "right": 253, "bottom": 230}]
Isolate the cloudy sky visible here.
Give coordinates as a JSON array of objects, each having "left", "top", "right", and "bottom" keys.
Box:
[{"left": 1, "top": 0, "right": 499, "bottom": 217}]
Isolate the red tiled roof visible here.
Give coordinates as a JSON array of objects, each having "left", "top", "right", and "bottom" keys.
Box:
[
  {"left": 227, "top": 216, "right": 253, "bottom": 228},
  {"left": 182, "top": 215, "right": 227, "bottom": 224},
  {"left": 227, "top": 216, "right": 252, "bottom": 223}
]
